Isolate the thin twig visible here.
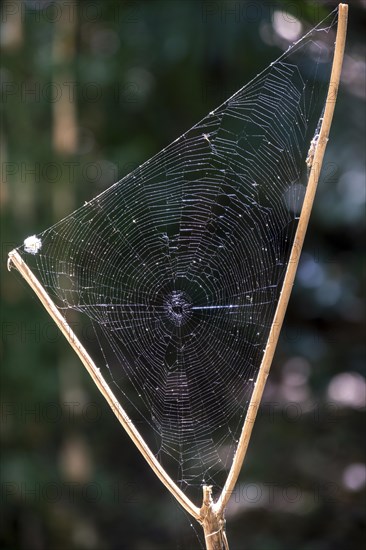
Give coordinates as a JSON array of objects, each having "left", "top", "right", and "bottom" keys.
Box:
[
  {"left": 7, "top": 249, "right": 201, "bottom": 522},
  {"left": 215, "top": 3, "right": 348, "bottom": 516}
]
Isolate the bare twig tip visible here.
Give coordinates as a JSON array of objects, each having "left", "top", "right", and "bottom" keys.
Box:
[{"left": 7, "top": 251, "right": 16, "bottom": 272}]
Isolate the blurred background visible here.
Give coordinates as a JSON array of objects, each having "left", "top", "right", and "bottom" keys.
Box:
[{"left": 1, "top": 1, "right": 365, "bottom": 549}]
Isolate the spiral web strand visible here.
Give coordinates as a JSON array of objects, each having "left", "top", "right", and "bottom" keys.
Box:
[{"left": 16, "top": 11, "right": 338, "bottom": 502}]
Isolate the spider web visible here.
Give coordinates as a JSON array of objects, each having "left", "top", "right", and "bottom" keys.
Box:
[{"left": 15, "top": 10, "right": 338, "bottom": 503}]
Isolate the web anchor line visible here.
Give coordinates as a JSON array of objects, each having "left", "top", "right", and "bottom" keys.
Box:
[{"left": 8, "top": 5, "right": 347, "bottom": 549}]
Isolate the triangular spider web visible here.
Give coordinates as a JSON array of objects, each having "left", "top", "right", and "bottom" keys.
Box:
[{"left": 13, "top": 9, "right": 339, "bottom": 504}]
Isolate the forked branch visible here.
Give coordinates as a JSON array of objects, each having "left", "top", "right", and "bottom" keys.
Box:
[
  {"left": 200, "top": 486, "right": 228, "bottom": 550},
  {"left": 8, "top": 5, "right": 348, "bottom": 550}
]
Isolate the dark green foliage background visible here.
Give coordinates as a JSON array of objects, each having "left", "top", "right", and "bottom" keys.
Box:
[{"left": 1, "top": 1, "right": 365, "bottom": 549}]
